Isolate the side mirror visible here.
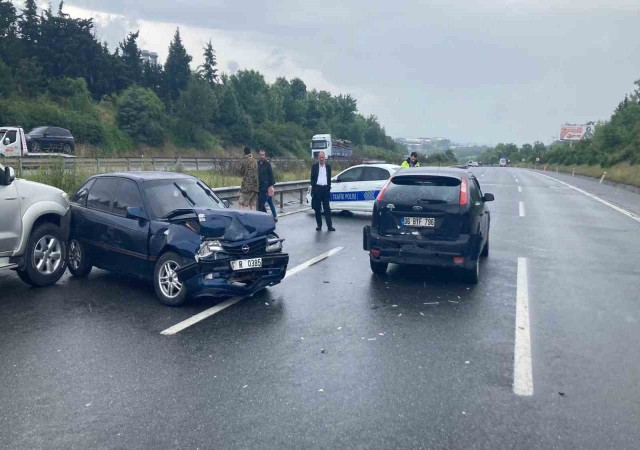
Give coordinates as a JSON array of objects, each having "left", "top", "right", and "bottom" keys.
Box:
[
  {"left": 222, "top": 199, "right": 229, "bottom": 208},
  {"left": 4, "top": 167, "right": 15, "bottom": 185},
  {"left": 3, "top": 138, "right": 9, "bottom": 145},
  {"left": 483, "top": 193, "right": 495, "bottom": 202},
  {"left": 126, "top": 206, "right": 148, "bottom": 221}
]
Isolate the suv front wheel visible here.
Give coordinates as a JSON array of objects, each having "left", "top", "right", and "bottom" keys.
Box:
[{"left": 17, "top": 223, "right": 67, "bottom": 287}]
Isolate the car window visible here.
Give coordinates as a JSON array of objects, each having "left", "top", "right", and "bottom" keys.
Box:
[
  {"left": 70, "top": 179, "right": 96, "bottom": 206},
  {"left": 113, "top": 179, "right": 144, "bottom": 216},
  {"left": 3, "top": 130, "right": 17, "bottom": 144},
  {"left": 144, "top": 178, "right": 224, "bottom": 219},
  {"left": 336, "top": 167, "right": 365, "bottom": 183},
  {"left": 385, "top": 175, "right": 461, "bottom": 204},
  {"left": 468, "top": 177, "right": 481, "bottom": 202},
  {"left": 472, "top": 177, "right": 484, "bottom": 198},
  {"left": 362, "top": 167, "right": 390, "bottom": 181},
  {"left": 86, "top": 177, "right": 117, "bottom": 212},
  {"left": 27, "top": 127, "right": 47, "bottom": 135}
]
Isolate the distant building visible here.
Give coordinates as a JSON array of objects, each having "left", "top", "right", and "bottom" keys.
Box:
[{"left": 141, "top": 49, "right": 159, "bottom": 66}]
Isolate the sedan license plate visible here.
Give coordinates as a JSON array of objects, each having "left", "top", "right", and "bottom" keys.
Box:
[
  {"left": 403, "top": 216, "right": 435, "bottom": 227},
  {"left": 230, "top": 258, "right": 262, "bottom": 271}
]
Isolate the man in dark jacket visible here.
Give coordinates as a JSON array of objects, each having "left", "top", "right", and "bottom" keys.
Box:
[
  {"left": 257, "top": 149, "right": 276, "bottom": 215},
  {"left": 310, "top": 151, "right": 334, "bottom": 231}
]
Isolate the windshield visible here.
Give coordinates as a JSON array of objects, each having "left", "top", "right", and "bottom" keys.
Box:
[
  {"left": 311, "top": 140, "right": 328, "bottom": 149},
  {"left": 385, "top": 175, "right": 461, "bottom": 204},
  {"left": 143, "top": 178, "right": 224, "bottom": 218},
  {"left": 27, "top": 127, "right": 48, "bottom": 135}
]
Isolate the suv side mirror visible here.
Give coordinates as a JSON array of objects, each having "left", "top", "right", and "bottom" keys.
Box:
[
  {"left": 126, "top": 206, "right": 148, "bottom": 221},
  {"left": 3, "top": 167, "right": 15, "bottom": 185},
  {"left": 483, "top": 193, "right": 495, "bottom": 202}
]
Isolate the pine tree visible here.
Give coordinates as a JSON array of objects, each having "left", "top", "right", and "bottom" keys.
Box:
[
  {"left": 119, "top": 31, "right": 142, "bottom": 86},
  {"left": 163, "top": 27, "right": 192, "bottom": 102},
  {"left": 18, "top": 0, "right": 39, "bottom": 52},
  {"left": 198, "top": 39, "right": 218, "bottom": 87}
]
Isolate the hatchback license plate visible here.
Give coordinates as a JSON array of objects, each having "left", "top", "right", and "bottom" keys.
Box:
[
  {"left": 230, "top": 258, "right": 263, "bottom": 271},
  {"left": 403, "top": 217, "right": 435, "bottom": 227}
]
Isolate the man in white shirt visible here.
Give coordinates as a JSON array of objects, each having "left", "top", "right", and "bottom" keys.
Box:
[{"left": 310, "top": 152, "right": 335, "bottom": 231}]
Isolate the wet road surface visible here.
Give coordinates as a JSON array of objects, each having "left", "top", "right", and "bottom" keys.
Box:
[{"left": 1, "top": 167, "right": 639, "bottom": 449}]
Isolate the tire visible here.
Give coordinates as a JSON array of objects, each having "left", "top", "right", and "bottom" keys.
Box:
[
  {"left": 62, "top": 143, "right": 72, "bottom": 154},
  {"left": 154, "top": 252, "right": 189, "bottom": 306},
  {"left": 32, "top": 141, "right": 41, "bottom": 152},
  {"left": 67, "top": 239, "right": 92, "bottom": 277},
  {"left": 463, "top": 259, "right": 480, "bottom": 284},
  {"left": 370, "top": 259, "right": 388, "bottom": 275},
  {"left": 481, "top": 236, "right": 489, "bottom": 257},
  {"left": 16, "top": 223, "right": 67, "bottom": 287}
]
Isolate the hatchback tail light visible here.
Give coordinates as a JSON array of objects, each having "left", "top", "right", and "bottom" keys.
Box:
[
  {"left": 459, "top": 178, "right": 468, "bottom": 205},
  {"left": 376, "top": 178, "right": 392, "bottom": 201}
]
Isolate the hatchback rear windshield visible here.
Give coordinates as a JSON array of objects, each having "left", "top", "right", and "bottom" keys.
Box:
[{"left": 385, "top": 175, "right": 461, "bottom": 204}]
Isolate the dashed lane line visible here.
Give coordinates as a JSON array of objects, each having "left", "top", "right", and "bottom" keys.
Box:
[
  {"left": 519, "top": 201, "right": 526, "bottom": 217},
  {"left": 518, "top": 186, "right": 522, "bottom": 193},
  {"left": 514, "top": 257, "right": 533, "bottom": 396},
  {"left": 161, "top": 246, "right": 344, "bottom": 335}
]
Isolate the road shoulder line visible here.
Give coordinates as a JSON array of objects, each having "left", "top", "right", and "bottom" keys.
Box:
[{"left": 514, "top": 257, "right": 533, "bottom": 396}]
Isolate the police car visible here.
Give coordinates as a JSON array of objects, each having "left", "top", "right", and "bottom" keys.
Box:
[{"left": 306, "top": 164, "right": 401, "bottom": 212}]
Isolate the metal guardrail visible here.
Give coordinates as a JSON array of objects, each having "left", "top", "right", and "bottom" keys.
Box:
[
  {"left": 213, "top": 180, "right": 310, "bottom": 212},
  {"left": 13, "top": 156, "right": 310, "bottom": 174}
]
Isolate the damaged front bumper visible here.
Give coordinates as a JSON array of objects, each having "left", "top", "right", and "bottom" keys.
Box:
[{"left": 175, "top": 252, "right": 289, "bottom": 299}]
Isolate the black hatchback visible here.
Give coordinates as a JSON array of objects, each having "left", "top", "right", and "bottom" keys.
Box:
[
  {"left": 26, "top": 126, "right": 75, "bottom": 154},
  {"left": 363, "top": 167, "right": 494, "bottom": 283}
]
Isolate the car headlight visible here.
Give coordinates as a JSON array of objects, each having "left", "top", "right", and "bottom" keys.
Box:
[
  {"left": 198, "top": 240, "right": 223, "bottom": 258},
  {"left": 266, "top": 234, "right": 283, "bottom": 253}
]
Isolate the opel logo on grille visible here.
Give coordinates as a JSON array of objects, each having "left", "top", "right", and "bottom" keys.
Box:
[
  {"left": 412, "top": 206, "right": 423, "bottom": 211},
  {"left": 242, "top": 245, "right": 250, "bottom": 253}
]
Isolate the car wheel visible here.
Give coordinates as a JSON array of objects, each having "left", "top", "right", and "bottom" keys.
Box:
[
  {"left": 68, "top": 239, "right": 92, "bottom": 277},
  {"left": 154, "top": 252, "right": 189, "bottom": 306},
  {"left": 62, "top": 143, "right": 72, "bottom": 154},
  {"left": 481, "top": 236, "right": 489, "bottom": 257},
  {"left": 463, "top": 259, "right": 480, "bottom": 284},
  {"left": 370, "top": 259, "right": 388, "bottom": 275},
  {"left": 16, "top": 223, "right": 67, "bottom": 287},
  {"left": 32, "top": 141, "right": 41, "bottom": 152}
]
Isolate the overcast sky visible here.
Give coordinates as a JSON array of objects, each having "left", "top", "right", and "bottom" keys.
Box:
[{"left": 20, "top": 0, "right": 640, "bottom": 145}]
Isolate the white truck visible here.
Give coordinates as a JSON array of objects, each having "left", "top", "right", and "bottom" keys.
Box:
[
  {"left": 310, "top": 134, "right": 353, "bottom": 159},
  {"left": 0, "top": 127, "right": 29, "bottom": 157}
]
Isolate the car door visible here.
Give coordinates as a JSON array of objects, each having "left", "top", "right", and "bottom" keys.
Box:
[
  {"left": 471, "top": 176, "right": 490, "bottom": 237},
  {"left": 0, "top": 129, "right": 19, "bottom": 157},
  {"left": 0, "top": 167, "right": 21, "bottom": 257},
  {"left": 330, "top": 166, "right": 365, "bottom": 211},
  {"left": 359, "top": 167, "right": 392, "bottom": 211},
  {"left": 108, "top": 178, "right": 151, "bottom": 278},
  {"left": 83, "top": 177, "right": 119, "bottom": 269},
  {"left": 468, "top": 176, "right": 487, "bottom": 240}
]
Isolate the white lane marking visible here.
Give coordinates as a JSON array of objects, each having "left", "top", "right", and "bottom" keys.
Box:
[
  {"left": 161, "top": 247, "right": 344, "bottom": 335},
  {"left": 514, "top": 257, "right": 533, "bottom": 396},
  {"left": 285, "top": 246, "right": 344, "bottom": 279},
  {"left": 519, "top": 201, "right": 525, "bottom": 217},
  {"left": 514, "top": 178, "right": 519, "bottom": 183},
  {"left": 518, "top": 186, "right": 522, "bottom": 193},
  {"left": 533, "top": 171, "right": 640, "bottom": 224},
  {"left": 278, "top": 207, "right": 311, "bottom": 218}
]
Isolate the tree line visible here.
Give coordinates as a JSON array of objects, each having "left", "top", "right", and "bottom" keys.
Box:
[
  {"left": 0, "top": 0, "right": 404, "bottom": 157},
  {"left": 478, "top": 79, "right": 640, "bottom": 167}
]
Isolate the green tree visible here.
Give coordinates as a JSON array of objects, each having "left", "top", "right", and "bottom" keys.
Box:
[
  {"left": 15, "top": 58, "right": 45, "bottom": 97},
  {"left": 116, "top": 86, "right": 166, "bottom": 146},
  {"left": 198, "top": 40, "right": 218, "bottom": 87},
  {"left": 175, "top": 77, "right": 218, "bottom": 143},
  {"left": 18, "top": 0, "right": 39, "bottom": 54},
  {"left": 230, "top": 70, "right": 269, "bottom": 123},
  {"left": 217, "top": 83, "right": 241, "bottom": 127},
  {"left": 163, "top": 28, "right": 192, "bottom": 102},
  {"left": 119, "top": 31, "right": 143, "bottom": 86},
  {"left": 0, "top": 58, "right": 15, "bottom": 96}
]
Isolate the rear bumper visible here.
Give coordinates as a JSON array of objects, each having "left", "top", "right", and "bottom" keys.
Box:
[
  {"left": 363, "top": 225, "right": 481, "bottom": 270},
  {"left": 175, "top": 252, "right": 289, "bottom": 299}
]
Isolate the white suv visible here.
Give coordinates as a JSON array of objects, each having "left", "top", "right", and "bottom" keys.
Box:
[{"left": 0, "top": 162, "right": 70, "bottom": 286}]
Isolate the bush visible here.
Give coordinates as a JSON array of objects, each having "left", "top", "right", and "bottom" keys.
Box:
[{"left": 116, "top": 86, "right": 166, "bottom": 147}]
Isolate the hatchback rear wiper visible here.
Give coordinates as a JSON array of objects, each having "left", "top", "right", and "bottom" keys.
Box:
[{"left": 162, "top": 208, "right": 197, "bottom": 219}]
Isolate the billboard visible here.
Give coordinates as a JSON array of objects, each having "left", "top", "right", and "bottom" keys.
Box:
[{"left": 560, "top": 123, "right": 595, "bottom": 141}]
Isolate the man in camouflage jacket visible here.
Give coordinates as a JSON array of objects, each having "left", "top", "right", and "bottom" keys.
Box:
[{"left": 239, "top": 146, "right": 259, "bottom": 209}]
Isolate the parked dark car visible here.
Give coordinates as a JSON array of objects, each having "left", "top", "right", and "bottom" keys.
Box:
[
  {"left": 67, "top": 172, "right": 289, "bottom": 305},
  {"left": 363, "top": 167, "right": 494, "bottom": 283},
  {"left": 26, "top": 126, "right": 75, "bottom": 154}
]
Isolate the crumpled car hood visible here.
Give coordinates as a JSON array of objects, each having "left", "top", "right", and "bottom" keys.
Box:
[{"left": 185, "top": 208, "right": 275, "bottom": 241}]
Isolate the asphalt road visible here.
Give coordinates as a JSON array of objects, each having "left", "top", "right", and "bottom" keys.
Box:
[{"left": 1, "top": 167, "right": 639, "bottom": 449}]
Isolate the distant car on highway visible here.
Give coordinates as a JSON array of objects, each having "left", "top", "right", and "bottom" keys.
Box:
[
  {"left": 499, "top": 158, "right": 507, "bottom": 167},
  {"left": 363, "top": 167, "right": 494, "bottom": 282},
  {"left": 26, "top": 126, "right": 75, "bottom": 154},
  {"left": 467, "top": 161, "right": 479, "bottom": 167},
  {"left": 67, "top": 172, "right": 289, "bottom": 305},
  {"left": 306, "top": 163, "right": 401, "bottom": 212}
]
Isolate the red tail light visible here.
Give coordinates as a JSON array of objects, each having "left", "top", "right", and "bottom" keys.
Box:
[
  {"left": 459, "top": 178, "right": 468, "bottom": 205},
  {"left": 376, "top": 178, "right": 392, "bottom": 201}
]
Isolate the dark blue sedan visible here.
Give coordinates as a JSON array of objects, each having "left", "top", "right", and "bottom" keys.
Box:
[{"left": 67, "top": 172, "right": 289, "bottom": 305}]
